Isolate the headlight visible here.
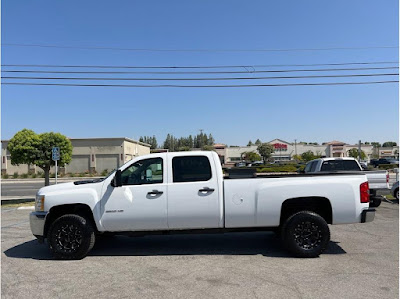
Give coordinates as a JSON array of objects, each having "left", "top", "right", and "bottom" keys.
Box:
[{"left": 35, "top": 195, "right": 45, "bottom": 211}]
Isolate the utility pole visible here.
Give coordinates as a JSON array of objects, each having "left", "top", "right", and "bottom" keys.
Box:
[
  {"left": 358, "top": 140, "right": 362, "bottom": 162},
  {"left": 294, "top": 139, "right": 297, "bottom": 156}
]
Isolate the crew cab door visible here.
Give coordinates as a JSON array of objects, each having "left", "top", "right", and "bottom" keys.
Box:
[
  {"left": 100, "top": 156, "right": 168, "bottom": 231},
  {"left": 167, "top": 153, "right": 221, "bottom": 229}
]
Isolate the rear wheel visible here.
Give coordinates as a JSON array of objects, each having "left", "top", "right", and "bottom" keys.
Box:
[
  {"left": 47, "top": 214, "right": 95, "bottom": 260},
  {"left": 282, "top": 211, "right": 330, "bottom": 258},
  {"left": 395, "top": 189, "right": 399, "bottom": 200}
]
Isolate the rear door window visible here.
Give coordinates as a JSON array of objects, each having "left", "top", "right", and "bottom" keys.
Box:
[{"left": 172, "top": 156, "right": 212, "bottom": 183}]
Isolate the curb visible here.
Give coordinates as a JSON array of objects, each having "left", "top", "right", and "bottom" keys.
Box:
[
  {"left": 2, "top": 177, "right": 103, "bottom": 183},
  {"left": 1, "top": 197, "right": 35, "bottom": 205}
]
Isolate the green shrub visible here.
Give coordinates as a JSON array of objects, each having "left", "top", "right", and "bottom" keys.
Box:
[
  {"left": 377, "top": 164, "right": 398, "bottom": 170},
  {"left": 101, "top": 169, "right": 109, "bottom": 176},
  {"left": 257, "top": 165, "right": 298, "bottom": 173},
  {"left": 2, "top": 173, "right": 9, "bottom": 179},
  {"left": 21, "top": 173, "right": 29, "bottom": 178},
  {"left": 31, "top": 173, "right": 37, "bottom": 178},
  {"left": 70, "top": 173, "right": 75, "bottom": 177},
  {"left": 38, "top": 172, "right": 45, "bottom": 178},
  {"left": 297, "top": 165, "right": 306, "bottom": 172},
  {"left": 13, "top": 172, "right": 18, "bottom": 179}
]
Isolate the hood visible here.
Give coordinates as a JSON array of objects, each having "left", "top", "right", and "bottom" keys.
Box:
[{"left": 37, "top": 182, "right": 76, "bottom": 195}]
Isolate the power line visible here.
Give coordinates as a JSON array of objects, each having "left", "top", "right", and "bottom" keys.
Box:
[
  {"left": 3, "top": 73, "right": 398, "bottom": 81},
  {"left": 2, "top": 66, "right": 397, "bottom": 75},
  {"left": 2, "top": 80, "right": 398, "bottom": 88},
  {"left": 2, "top": 43, "right": 398, "bottom": 52},
  {"left": 2, "top": 61, "right": 398, "bottom": 69}
]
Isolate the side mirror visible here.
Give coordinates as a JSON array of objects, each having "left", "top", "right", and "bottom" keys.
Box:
[{"left": 111, "top": 170, "right": 122, "bottom": 187}]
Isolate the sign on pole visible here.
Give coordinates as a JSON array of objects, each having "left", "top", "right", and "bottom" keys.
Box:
[{"left": 52, "top": 147, "right": 60, "bottom": 184}]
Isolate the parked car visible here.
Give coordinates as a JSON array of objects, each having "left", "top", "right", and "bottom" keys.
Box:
[
  {"left": 251, "top": 161, "right": 264, "bottom": 166},
  {"left": 234, "top": 162, "right": 246, "bottom": 167},
  {"left": 30, "top": 151, "right": 374, "bottom": 260},
  {"left": 370, "top": 158, "right": 399, "bottom": 168},
  {"left": 303, "top": 157, "right": 389, "bottom": 207},
  {"left": 391, "top": 181, "right": 399, "bottom": 200}
]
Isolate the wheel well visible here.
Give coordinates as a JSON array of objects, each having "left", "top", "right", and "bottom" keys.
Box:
[
  {"left": 44, "top": 204, "right": 97, "bottom": 237},
  {"left": 280, "top": 197, "right": 332, "bottom": 225}
]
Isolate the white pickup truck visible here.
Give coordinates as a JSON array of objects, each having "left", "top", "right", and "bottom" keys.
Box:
[
  {"left": 30, "top": 151, "right": 375, "bottom": 260},
  {"left": 303, "top": 157, "right": 389, "bottom": 207}
]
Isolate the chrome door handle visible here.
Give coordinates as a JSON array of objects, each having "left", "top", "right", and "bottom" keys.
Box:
[
  {"left": 147, "top": 190, "right": 163, "bottom": 196},
  {"left": 199, "top": 187, "right": 215, "bottom": 192}
]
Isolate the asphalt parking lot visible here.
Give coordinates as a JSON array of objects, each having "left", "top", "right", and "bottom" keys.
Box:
[{"left": 1, "top": 202, "right": 399, "bottom": 299}]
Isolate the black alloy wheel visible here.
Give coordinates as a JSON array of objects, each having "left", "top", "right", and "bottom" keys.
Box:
[
  {"left": 293, "top": 220, "right": 322, "bottom": 250},
  {"left": 282, "top": 211, "right": 330, "bottom": 258},
  {"left": 47, "top": 214, "right": 95, "bottom": 260}
]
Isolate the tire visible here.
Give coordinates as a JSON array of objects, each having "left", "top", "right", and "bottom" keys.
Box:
[
  {"left": 281, "top": 211, "right": 330, "bottom": 258},
  {"left": 47, "top": 214, "right": 95, "bottom": 260},
  {"left": 370, "top": 197, "right": 382, "bottom": 208},
  {"left": 395, "top": 189, "right": 399, "bottom": 200}
]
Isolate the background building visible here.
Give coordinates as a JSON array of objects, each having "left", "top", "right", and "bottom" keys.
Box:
[
  {"left": 1, "top": 137, "right": 150, "bottom": 175},
  {"left": 221, "top": 139, "right": 399, "bottom": 166}
]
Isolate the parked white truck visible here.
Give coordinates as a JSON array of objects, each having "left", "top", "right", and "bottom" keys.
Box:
[
  {"left": 30, "top": 151, "right": 375, "bottom": 260},
  {"left": 303, "top": 157, "right": 389, "bottom": 207}
]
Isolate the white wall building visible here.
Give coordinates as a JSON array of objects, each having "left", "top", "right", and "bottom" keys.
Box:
[{"left": 1, "top": 137, "right": 151, "bottom": 175}]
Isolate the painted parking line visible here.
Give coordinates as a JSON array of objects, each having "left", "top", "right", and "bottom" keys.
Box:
[{"left": 17, "top": 206, "right": 35, "bottom": 210}]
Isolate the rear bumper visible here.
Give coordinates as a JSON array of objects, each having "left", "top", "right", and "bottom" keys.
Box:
[
  {"left": 30, "top": 211, "right": 48, "bottom": 238},
  {"left": 361, "top": 208, "right": 375, "bottom": 223}
]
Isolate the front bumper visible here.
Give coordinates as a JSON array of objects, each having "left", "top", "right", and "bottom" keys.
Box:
[
  {"left": 361, "top": 208, "right": 376, "bottom": 223},
  {"left": 30, "top": 211, "right": 48, "bottom": 240}
]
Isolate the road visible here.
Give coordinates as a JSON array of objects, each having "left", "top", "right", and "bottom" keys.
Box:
[
  {"left": 1, "top": 178, "right": 94, "bottom": 199},
  {"left": 1, "top": 202, "right": 399, "bottom": 299},
  {"left": 1, "top": 181, "right": 46, "bottom": 198}
]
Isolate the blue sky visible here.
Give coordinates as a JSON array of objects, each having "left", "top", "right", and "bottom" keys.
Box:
[{"left": 2, "top": 0, "right": 399, "bottom": 146}]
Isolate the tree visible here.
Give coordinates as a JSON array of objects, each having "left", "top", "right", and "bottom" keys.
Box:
[
  {"left": 257, "top": 143, "right": 274, "bottom": 163},
  {"left": 8, "top": 129, "right": 73, "bottom": 186},
  {"left": 241, "top": 151, "right": 261, "bottom": 162},
  {"left": 139, "top": 135, "right": 158, "bottom": 149},
  {"left": 255, "top": 139, "right": 262, "bottom": 146},
  {"left": 207, "top": 133, "right": 215, "bottom": 146},
  {"left": 347, "top": 148, "right": 366, "bottom": 160},
  {"left": 292, "top": 154, "right": 302, "bottom": 162},
  {"left": 382, "top": 141, "right": 397, "bottom": 147},
  {"left": 301, "top": 150, "right": 317, "bottom": 162},
  {"left": 201, "top": 145, "right": 215, "bottom": 151},
  {"left": 371, "top": 142, "right": 382, "bottom": 148},
  {"left": 247, "top": 140, "right": 253, "bottom": 146}
]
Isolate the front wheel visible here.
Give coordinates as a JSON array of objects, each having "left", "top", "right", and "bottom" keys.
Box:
[
  {"left": 282, "top": 211, "right": 330, "bottom": 258},
  {"left": 47, "top": 214, "right": 95, "bottom": 260}
]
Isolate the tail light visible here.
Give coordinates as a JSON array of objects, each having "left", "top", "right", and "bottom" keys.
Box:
[
  {"left": 360, "top": 181, "right": 370, "bottom": 203},
  {"left": 386, "top": 172, "right": 389, "bottom": 183}
]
